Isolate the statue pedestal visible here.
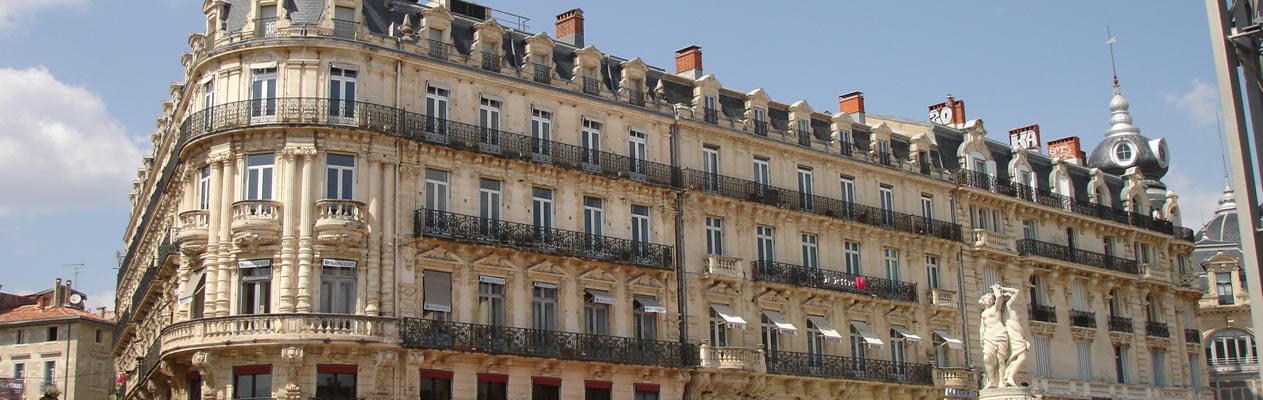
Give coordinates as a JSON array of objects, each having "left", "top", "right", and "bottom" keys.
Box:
[{"left": 978, "top": 387, "right": 1037, "bottom": 400}]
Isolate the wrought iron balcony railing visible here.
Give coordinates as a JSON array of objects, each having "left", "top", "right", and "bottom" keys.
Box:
[
  {"left": 332, "top": 19, "right": 357, "bottom": 39},
  {"left": 1146, "top": 321, "right": 1169, "bottom": 338},
  {"left": 953, "top": 170, "right": 1183, "bottom": 236},
  {"left": 532, "top": 63, "right": 552, "bottom": 84},
  {"left": 413, "top": 209, "right": 674, "bottom": 270},
  {"left": 1108, "top": 316, "right": 1133, "bottom": 333},
  {"left": 399, "top": 318, "right": 696, "bottom": 368},
  {"left": 179, "top": 98, "right": 678, "bottom": 188},
  {"left": 765, "top": 351, "right": 934, "bottom": 385},
  {"left": 627, "top": 89, "right": 645, "bottom": 107},
  {"left": 256, "top": 17, "right": 278, "bottom": 37},
  {"left": 426, "top": 39, "right": 449, "bottom": 59},
  {"left": 1015, "top": 239, "right": 1139, "bottom": 274},
  {"left": 876, "top": 152, "right": 895, "bottom": 167},
  {"left": 680, "top": 169, "right": 962, "bottom": 241},
  {"left": 702, "top": 107, "right": 719, "bottom": 124},
  {"left": 582, "top": 77, "right": 601, "bottom": 95},
  {"left": 796, "top": 129, "right": 812, "bottom": 146},
  {"left": 1175, "top": 227, "right": 1195, "bottom": 243},
  {"left": 838, "top": 142, "right": 854, "bottom": 157},
  {"left": 1209, "top": 357, "right": 1260, "bottom": 374},
  {"left": 751, "top": 260, "right": 917, "bottom": 303},
  {"left": 1029, "top": 304, "right": 1057, "bottom": 323},
  {"left": 480, "top": 52, "right": 502, "bottom": 72},
  {"left": 1070, "top": 310, "right": 1097, "bottom": 328},
  {"left": 752, "top": 120, "right": 768, "bottom": 137},
  {"left": 1186, "top": 328, "right": 1201, "bottom": 343}
]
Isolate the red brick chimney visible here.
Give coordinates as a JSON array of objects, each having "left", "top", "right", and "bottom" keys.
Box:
[
  {"left": 1047, "top": 136, "right": 1086, "bottom": 165},
  {"left": 928, "top": 95, "right": 967, "bottom": 126},
  {"left": 555, "top": 9, "right": 584, "bottom": 47},
  {"left": 839, "top": 91, "right": 865, "bottom": 124},
  {"left": 675, "top": 45, "right": 702, "bottom": 79}
]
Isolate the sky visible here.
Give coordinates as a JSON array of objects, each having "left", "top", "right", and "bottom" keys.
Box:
[{"left": 0, "top": 0, "right": 1229, "bottom": 310}]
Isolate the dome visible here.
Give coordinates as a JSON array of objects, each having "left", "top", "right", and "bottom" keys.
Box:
[
  {"left": 1196, "top": 186, "right": 1241, "bottom": 244},
  {"left": 1087, "top": 84, "right": 1169, "bottom": 180}
]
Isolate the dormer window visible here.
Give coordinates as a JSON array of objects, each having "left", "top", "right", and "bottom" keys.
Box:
[
  {"left": 796, "top": 120, "right": 810, "bottom": 146},
  {"left": 333, "top": 6, "right": 356, "bottom": 39},
  {"left": 1113, "top": 142, "right": 1134, "bottom": 165},
  {"left": 427, "top": 28, "right": 448, "bottom": 59},
  {"left": 703, "top": 95, "right": 718, "bottom": 124},
  {"left": 753, "top": 108, "right": 767, "bottom": 136}
]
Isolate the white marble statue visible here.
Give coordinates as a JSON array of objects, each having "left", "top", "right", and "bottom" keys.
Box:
[{"left": 979, "top": 283, "right": 1029, "bottom": 389}]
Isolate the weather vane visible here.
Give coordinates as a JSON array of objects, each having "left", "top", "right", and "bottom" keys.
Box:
[{"left": 1107, "top": 26, "right": 1119, "bottom": 89}]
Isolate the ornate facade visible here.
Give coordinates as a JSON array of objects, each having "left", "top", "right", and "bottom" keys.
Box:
[
  {"left": 113, "top": 1, "right": 1208, "bottom": 399},
  {"left": 1193, "top": 186, "right": 1260, "bottom": 399}
]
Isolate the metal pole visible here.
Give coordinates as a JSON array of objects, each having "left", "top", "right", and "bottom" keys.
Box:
[{"left": 1206, "top": 0, "right": 1263, "bottom": 389}]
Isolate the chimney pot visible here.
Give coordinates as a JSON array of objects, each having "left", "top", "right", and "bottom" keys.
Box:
[
  {"left": 555, "top": 8, "right": 584, "bottom": 47},
  {"left": 675, "top": 45, "right": 703, "bottom": 79}
]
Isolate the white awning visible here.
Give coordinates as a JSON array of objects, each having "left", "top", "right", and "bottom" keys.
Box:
[
  {"left": 634, "top": 296, "right": 666, "bottom": 313},
  {"left": 891, "top": 325, "right": 922, "bottom": 344},
  {"left": 807, "top": 316, "right": 843, "bottom": 342},
  {"left": 762, "top": 310, "right": 798, "bottom": 335},
  {"left": 710, "top": 304, "right": 747, "bottom": 329},
  {"left": 586, "top": 289, "right": 616, "bottom": 305},
  {"left": 851, "top": 321, "right": 884, "bottom": 348},
  {"left": 934, "top": 330, "right": 964, "bottom": 350},
  {"left": 177, "top": 269, "right": 206, "bottom": 305}
]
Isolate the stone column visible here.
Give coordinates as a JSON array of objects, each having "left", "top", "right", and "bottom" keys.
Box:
[
  {"left": 381, "top": 160, "right": 396, "bottom": 316},
  {"left": 297, "top": 152, "right": 316, "bottom": 312},
  {"left": 203, "top": 153, "right": 227, "bottom": 317},
  {"left": 365, "top": 155, "right": 382, "bottom": 316},
  {"left": 277, "top": 148, "right": 301, "bottom": 313},
  {"left": 177, "top": 252, "right": 194, "bottom": 321},
  {"left": 216, "top": 154, "right": 239, "bottom": 317}
]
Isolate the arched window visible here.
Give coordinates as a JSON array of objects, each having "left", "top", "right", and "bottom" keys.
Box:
[{"left": 1207, "top": 329, "right": 1256, "bottom": 368}]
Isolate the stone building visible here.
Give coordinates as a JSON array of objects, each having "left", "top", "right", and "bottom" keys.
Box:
[
  {"left": 0, "top": 282, "right": 115, "bottom": 400},
  {"left": 1193, "top": 185, "right": 1260, "bottom": 399},
  {"left": 112, "top": 1, "right": 1208, "bottom": 399}
]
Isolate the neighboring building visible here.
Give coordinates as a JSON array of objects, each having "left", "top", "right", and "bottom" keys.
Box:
[
  {"left": 112, "top": 1, "right": 1206, "bottom": 399},
  {"left": 1194, "top": 185, "right": 1261, "bottom": 399},
  {"left": 0, "top": 281, "right": 115, "bottom": 400}
]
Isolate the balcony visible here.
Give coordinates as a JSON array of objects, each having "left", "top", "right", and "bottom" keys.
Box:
[
  {"left": 1070, "top": 310, "right": 1097, "bottom": 328},
  {"left": 702, "top": 107, "right": 719, "bottom": 124},
  {"left": 413, "top": 209, "right": 674, "bottom": 270},
  {"left": 532, "top": 63, "right": 552, "bottom": 84},
  {"left": 256, "top": 17, "right": 277, "bottom": 37},
  {"left": 582, "top": 77, "right": 601, "bottom": 96},
  {"left": 929, "top": 289, "right": 957, "bottom": 307},
  {"left": 703, "top": 254, "right": 744, "bottom": 279},
  {"left": 162, "top": 314, "right": 393, "bottom": 352},
  {"left": 627, "top": 89, "right": 645, "bottom": 107},
  {"left": 953, "top": 169, "right": 1179, "bottom": 235},
  {"left": 399, "top": 318, "right": 695, "bottom": 368},
  {"left": 1210, "top": 357, "right": 1260, "bottom": 375},
  {"left": 1015, "top": 239, "right": 1138, "bottom": 274},
  {"left": 314, "top": 199, "right": 368, "bottom": 245},
  {"left": 795, "top": 129, "right": 812, "bottom": 146},
  {"left": 680, "top": 170, "right": 962, "bottom": 241},
  {"left": 426, "top": 39, "right": 449, "bottom": 59},
  {"left": 699, "top": 344, "right": 764, "bottom": 372},
  {"left": 1186, "top": 329, "right": 1201, "bottom": 344},
  {"left": 332, "top": 19, "right": 357, "bottom": 39},
  {"left": 971, "top": 229, "right": 1013, "bottom": 252},
  {"left": 231, "top": 200, "right": 283, "bottom": 245},
  {"left": 480, "top": 52, "right": 502, "bottom": 72},
  {"left": 751, "top": 260, "right": 918, "bottom": 303},
  {"left": 764, "top": 351, "right": 934, "bottom": 385},
  {"left": 1146, "top": 321, "right": 1169, "bottom": 338},
  {"left": 934, "top": 367, "right": 978, "bottom": 390},
  {"left": 1029, "top": 304, "right": 1057, "bottom": 324},
  {"left": 875, "top": 152, "right": 896, "bottom": 168},
  {"left": 176, "top": 210, "right": 209, "bottom": 245},
  {"left": 752, "top": 120, "right": 768, "bottom": 136},
  {"left": 1108, "top": 316, "right": 1133, "bottom": 333},
  {"left": 1175, "top": 227, "right": 1195, "bottom": 243}
]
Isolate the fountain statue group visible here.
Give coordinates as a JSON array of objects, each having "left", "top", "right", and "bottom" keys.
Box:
[{"left": 980, "top": 283, "right": 1029, "bottom": 389}]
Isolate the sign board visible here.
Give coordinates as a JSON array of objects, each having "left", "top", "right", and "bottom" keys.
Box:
[
  {"left": 0, "top": 378, "right": 23, "bottom": 400},
  {"left": 321, "top": 259, "right": 358, "bottom": 268},
  {"left": 238, "top": 259, "right": 272, "bottom": 268}
]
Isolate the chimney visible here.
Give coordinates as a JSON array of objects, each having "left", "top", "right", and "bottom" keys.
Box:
[
  {"left": 555, "top": 8, "right": 584, "bottom": 47},
  {"left": 37, "top": 296, "right": 46, "bottom": 311},
  {"left": 839, "top": 91, "right": 866, "bottom": 124},
  {"left": 1008, "top": 124, "right": 1042, "bottom": 153},
  {"left": 1047, "top": 136, "right": 1086, "bottom": 165},
  {"left": 928, "top": 95, "right": 966, "bottom": 127},
  {"left": 97, "top": 307, "right": 107, "bottom": 318},
  {"left": 675, "top": 45, "right": 703, "bottom": 79},
  {"left": 53, "top": 278, "right": 62, "bottom": 308}
]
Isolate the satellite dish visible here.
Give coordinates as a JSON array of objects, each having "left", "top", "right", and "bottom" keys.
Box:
[{"left": 69, "top": 293, "right": 83, "bottom": 305}]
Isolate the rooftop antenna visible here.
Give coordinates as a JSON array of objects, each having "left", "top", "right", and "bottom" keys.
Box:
[
  {"left": 1107, "top": 26, "right": 1120, "bottom": 91},
  {"left": 61, "top": 263, "right": 85, "bottom": 286}
]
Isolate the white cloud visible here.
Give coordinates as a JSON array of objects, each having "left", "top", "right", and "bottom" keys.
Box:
[
  {"left": 0, "top": 67, "right": 144, "bottom": 216},
  {"left": 0, "top": 0, "right": 85, "bottom": 30},
  {"left": 1165, "top": 79, "right": 1221, "bottom": 127},
  {"left": 1166, "top": 169, "right": 1227, "bottom": 230},
  {"left": 87, "top": 288, "right": 114, "bottom": 310}
]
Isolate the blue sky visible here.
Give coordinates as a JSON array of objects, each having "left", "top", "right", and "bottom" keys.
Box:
[{"left": 0, "top": 0, "right": 1226, "bottom": 310}]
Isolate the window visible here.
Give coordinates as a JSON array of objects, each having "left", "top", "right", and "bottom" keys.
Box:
[
  {"left": 1108, "top": 289, "right": 1123, "bottom": 317},
  {"left": 877, "top": 140, "right": 891, "bottom": 164},
  {"left": 1029, "top": 275, "right": 1045, "bottom": 306},
  {"left": 329, "top": 66, "right": 358, "bottom": 119},
  {"left": 1071, "top": 281, "right": 1086, "bottom": 311},
  {"left": 320, "top": 262, "right": 356, "bottom": 314},
  {"left": 95, "top": 329, "right": 102, "bottom": 343},
  {"left": 801, "top": 233, "right": 819, "bottom": 269},
  {"left": 753, "top": 107, "right": 767, "bottom": 134},
  {"left": 1076, "top": 342, "right": 1092, "bottom": 381},
  {"left": 425, "top": 85, "right": 449, "bottom": 134},
  {"left": 419, "top": 371, "right": 452, "bottom": 400},
  {"left": 477, "top": 377, "right": 507, "bottom": 400},
  {"left": 424, "top": 169, "right": 449, "bottom": 214},
  {"left": 239, "top": 262, "right": 272, "bottom": 315},
  {"left": 982, "top": 266, "right": 999, "bottom": 290},
  {"left": 925, "top": 255, "right": 940, "bottom": 289},
  {"left": 1104, "top": 236, "right": 1115, "bottom": 257},
  {"left": 1140, "top": 243, "right": 1152, "bottom": 264},
  {"left": 203, "top": 79, "right": 215, "bottom": 111},
  {"left": 532, "top": 381, "right": 560, "bottom": 400},
  {"left": 1189, "top": 354, "right": 1201, "bottom": 390},
  {"left": 753, "top": 157, "right": 771, "bottom": 187},
  {"left": 703, "top": 145, "right": 720, "bottom": 191},
  {"left": 531, "top": 109, "right": 552, "bottom": 155},
  {"left": 233, "top": 366, "right": 272, "bottom": 399},
  {"left": 191, "top": 270, "right": 206, "bottom": 319},
  {"left": 806, "top": 317, "right": 825, "bottom": 360},
  {"left": 478, "top": 278, "right": 506, "bottom": 326},
  {"left": 1034, "top": 336, "right": 1052, "bottom": 377},
  {"left": 43, "top": 360, "right": 54, "bottom": 388},
  {"left": 633, "top": 296, "right": 659, "bottom": 340},
  {"left": 582, "top": 118, "right": 601, "bottom": 165},
  {"left": 844, "top": 241, "right": 861, "bottom": 275},
  {"left": 422, "top": 270, "right": 451, "bottom": 321},
  {"left": 15, "top": 329, "right": 25, "bottom": 344},
  {"left": 250, "top": 67, "right": 277, "bottom": 118},
  {"left": 797, "top": 167, "right": 814, "bottom": 210},
  {"left": 584, "top": 290, "right": 611, "bottom": 335},
  {"left": 12, "top": 363, "right": 23, "bottom": 380},
  {"left": 709, "top": 308, "right": 728, "bottom": 347},
  {"left": 703, "top": 95, "right": 718, "bottom": 122},
  {"left": 245, "top": 153, "right": 275, "bottom": 200},
  {"left": 1114, "top": 346, "right": 1129, "bottom": 384},
  {"left": 1022, "top": 220, "right": 1037, "bottom": 240},
  {"left": 631, "top": 205, "right": 651, "bottom": 251},
  {"left": 584, "top": 197, "right": 604, "bottom": 251},
  {"left": 315, "top": 366, "right": 357, "bottom": 399},
  {"left": 884, "top": 248, "right": 900, "bottom": 281},
  {"left": 1146, "top": 295, "right": 1160, "bottom": 322},
  {"left": 1151, "top": 349, "right": 1167, "bottom": 387},
  {"left": 585, "top": 385, "right": 612, "bottom": 400},
  {"left": 849, "top": 325, "right": 868, "bottom": 365},
  {"left": 198, "top": 166, "right": 210, "bottom": 210},
  {"left": 479, "top": 97, "right": 501, "bottom": 146},
  {"left": 920, "top": 195, "right": 933, "bottom": 222},
  {"left": 756, "top": 226, "right": 775, "bottom": 262},
  {"left": 879, "top": 185, "right": 895, "bottom": 225},
  {"left": 977, "top": 208, "right": 990, "bottom": 231},
  {"left": 890, "top": 329, "right": 907, "bottom": 367},
  {"left": 634, "top": 388, "right": 660, "bottom": 400},
  {"left": 325, "top": 154, "right": 355, "bottom": 200},
  {"left": 705, "top": 217, "right": 724, "bottom": 255},
  {"left": 533, "top": 187, "right": 554, "bottom": 232},
  {"left": 840, "top": 176, "right": 856, "bottom": 204},
  {"left": 1114, "top": 142, "right": 1134, "bottom": 163},
  {"left": 760, "top": 313, "right": 781, "bottom": 354},
  {"left": 479, "top": 179, "right": 502, "bottom": 234},
  {"left": 1178, "top": 255, "right": 1188, "bottom": 276},
  {"left": 532, "top": 282, "right": 558, "bottom": 331},
  {"left": 1212, "top": 272, "right": 1232, "bottom": 304},
  {"left": 629, "top": 129, "right": 647, "bottom": 174},
  {"left": 1208, "top": 330, "right": 1256, "bottom": 368}
]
